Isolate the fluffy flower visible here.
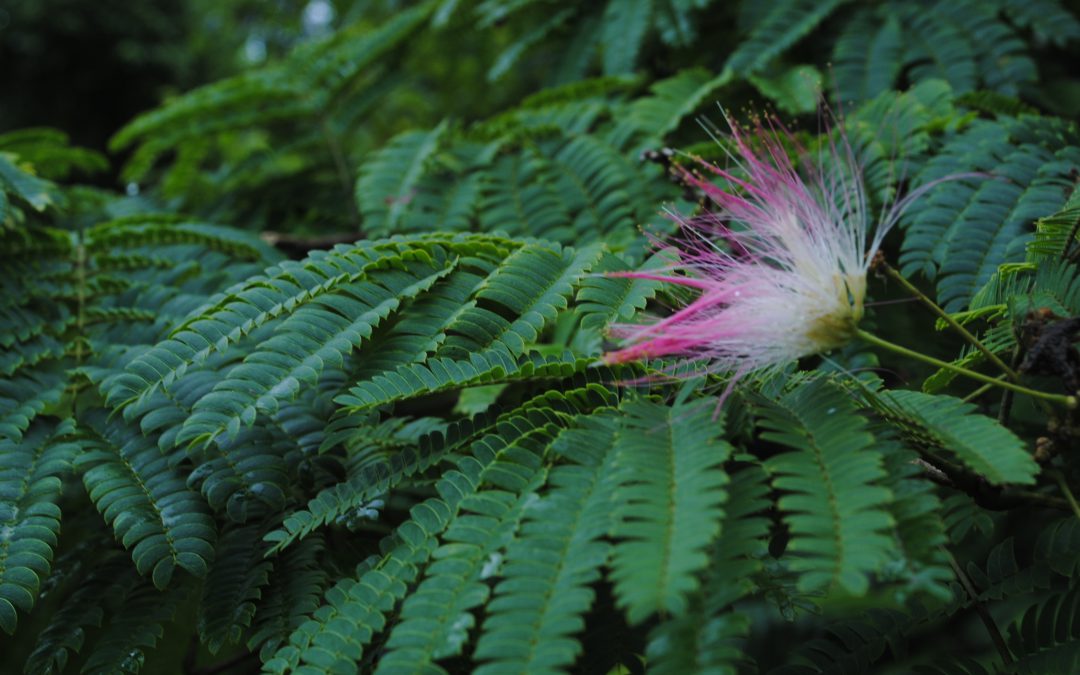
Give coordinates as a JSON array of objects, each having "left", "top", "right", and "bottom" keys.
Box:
[{"left": 604, "top": 114, "right": 929, "bottom": 381}]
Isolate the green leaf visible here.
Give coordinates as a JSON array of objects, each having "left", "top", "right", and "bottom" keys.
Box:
[
  {"left": 0, "top": 152, "right": 63, "bottom": 212},
  {"left": 23, "top": 552, "right": 132, "bottom": 675},
  {"left": 610, "top": 400, "right": 731, "bottom": 624},
  {"left": 177, "top": 246, "right": 458, "bottom": 447},
  {"left": 471, "top": 411, "right": 622, "bottom": 673},
  {"left": 646, "top": 465, "right": 772, "bottom": 674},
  {"left": 610, "top": 68, "right": 731, "bottom": 148},
  {"left": 724, "top": 0, "right": 848, "bottom": 76},
  {"left": 757, "top": 378, "right": 893, "bottom": 595},
  {"left": 246, "top": 535, "right": 328, "bottom": 662},
  {"left": 76, "top": 412, "right": 216, "bottom": 588},
  {"left": 748, "top": 64, "right": 823, "bottom": 115},
  {"left": 601, "top": 0, "right": 653, "bottom": 75},
  {"left": 79, "top": 575, "right": 187, "bottom": 675},
  {"left": 900, "top": 118, "right": 1080, "bottom": 310},
  {"left": 833, "top": 7, "right": 904, "bottom": 102},
  {"left": 355, "top": 122, "right": 450, "bottom": 237},
  {"left": 0, "top": 418, "right": 78, "bottom": 635},
  {"left": 263, "top": 400, "right": 568, "bottom": 673},
  {"left": 198, "top": 523, "right": 274, "bottom": 654},
  {"left": 870, "top": 390, "right": 1038, "bottom": 486}
]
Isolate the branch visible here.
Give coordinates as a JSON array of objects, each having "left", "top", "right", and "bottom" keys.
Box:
[
  {"left": 945, "top": 549, "right": 1014, "bottom": 666},
  {"left": 914, "top": 450, "right": 1072, "bottom": 512},
  {"left": 261, "top": 230, "right": 358, "bottom": 258}
]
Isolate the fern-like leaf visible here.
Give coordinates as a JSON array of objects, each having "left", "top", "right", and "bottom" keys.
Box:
[
  {"left": 600, "top": 0, "right": 653, "bottom": 75},
  {"left": 724, "top": 0, "right": 848, "bottom": 76},
  {"left": 247, "top": 534, "right": 328, "bottom": 662},
  {"left": 756, "top": 378, "right": 893, "bottom": 595},
  {"left": 338, "top": 352, "right": 597, "bottom": 413},
  {"left": 1006, "top": 586, "right": 1080, "bottom": 673},
  {"left": 76, "top": 412, "right": 216, "bottom": 588},
  {"left": 470, "top": 410, "right": 622, "bottom": 673},
  {"left": 177, "top": 245, "right": 458, "bottom": 447},
  {"left": 0, "top": 418, "right": 78, "bottom": 635},
  {"left": 646, "top": 465, "right": 772, "bottom": 674},
  {"left": 900, "top": 117, "right": 1080, "bottom": 310},
  {"left": 78, "top": 575, "right": 187, "bottom": 675},
  {"left": 373, "top": 406, "right": 621, "bottom": 672},
  {"left": 23, "top": 551, "right": 132, "bottom": 675},
  {"left": 199, "top": 522, "right": 274, "bottom": 654},
  {"left": 609, "top": 400, "right": 731, "bottom": 624},
  {"left": 263, "top": 411, "right": 494, "bottom": 554},
  {"left": 355, "top": 122, "right": 450, "bottom": 237},
  {"left": 610, "top": 67, "right": 731, "bottom": 149},
  {"left": 576, "top": 249, "right": 671, "bottom": 333},
  {"left": 832, "top": 7, "right": 904, "bottom": 102},
  {"left": 1036, "top": 516, "right": 1080, "bottom": 577},
  {"left": 437, "top": 242, "right": 602, "bottom": 359},
  {"left": 263, "top": 404, "right": 569, "bottom": 673},
  {"left": 869, "top": 390, "right": 1038, "bottom": 485}
]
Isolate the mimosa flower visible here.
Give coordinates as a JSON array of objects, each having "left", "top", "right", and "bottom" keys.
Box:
[{"left": 604, "top": 114, "right": 939, "bottom": 383}]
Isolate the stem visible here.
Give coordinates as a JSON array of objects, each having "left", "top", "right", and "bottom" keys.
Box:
[
  {"left": 882, "top": 263, "right": 1018, "bottom": 379},
  {"left": 321, "top": 118, "right": 362, "bottom": 232},
  {"left": 1050, "top": 470, "right": 1080, "bottom": 520},
  {"left": 855, "top": 329, "right": 1077, "bottom": 409},
  {"left": 916, "top": 449, "right": 1072, "bottom": 512},
  {"left": 945, "top": 549, "right": 1014, "bottom": 666},
  {"left": 998, "top": 346, "right": 1022, "bottom": 426},
  {"left": 962, "top": 381, "right": 997, "bottom": 403},
  {"left": 75, "top": 231, "right": 86, "bottom": 365}
]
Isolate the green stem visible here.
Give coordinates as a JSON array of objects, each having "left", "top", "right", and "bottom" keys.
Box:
[
  {"left": 962, "top": 381, "right": 998, "bottom": 403},
  {"left": 1050, "top": 470, "right": 1080, "bottom": 520},
  {"left": 75, "top": 230, "right": 86, "bottom": 365},
  {"left": 883, "top": 263, "right": 1018, "bottom": 379},
  {"left": 945, "top": 549, "right": 1014, "bottom": 666},
  {"left": 855, "top": 329, "right": 1077, "bottom": 409},
  {"left": 321, "top": 117, "right": 362, "bottom": 232}
]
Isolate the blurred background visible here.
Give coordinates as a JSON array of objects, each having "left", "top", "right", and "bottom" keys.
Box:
[
  {"left": 1, "top": 0, "right": 342, "bottom": 154},
  {"left": 4, "top": 0, "right": 1080, "bottom": 243}
]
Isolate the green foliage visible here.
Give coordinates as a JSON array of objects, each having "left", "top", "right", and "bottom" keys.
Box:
[
  {"left": 644, "top": 464, "right": 771, "bottom": 673},
  {"left": 867, "top": 390, "right": 1038, "bottom": 486},
  {"left": 79, "top": 576, "right": 188, "bottom": 675},
  {"left": 198, "top": 522, "right": 273, "bottom": 654},
  {"left": 900, "top": 115, "right": 1080, "bottom": 311},
  {"left": 610, "top": 400, "right": 730, "bottom": 623},
  {"left": 725, "top": 0, "right": 848, "bottom": 77},
  {"left": 6, "top": 1, "right": 1080, "bottom": 673},
  {"left": 756, "top": 378, "right": 893, "bottom": 595},
  {"left": 76, "top": 411, "right": 216, "bottom": 589},
  {"left": 1006, "top": 585, "right": 1080, "bottom": 673},
  {"left": 356, "top": 122, "right": 451, "bottom": 237},
  {"left": 833, "top": 0, "right": 1077, "bottom": 103},
  {"left": 0, "top": 419, "right": 78, "bottom": 635},
  {"left": 23, "top": 551, "right": 131, "bottom": 675}
]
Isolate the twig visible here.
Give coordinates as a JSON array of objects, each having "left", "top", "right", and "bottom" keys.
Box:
[
  {"left": 261, "top": 230, "right": 358, "bottom": 257},
  {"left": 1049, "top": 469, "right": 1080, "bottom": 520},
  {"left": 321, "top": 118, "right": 362, "bottom": 232},
  {"left": 75, "top": 230, "right": 86, "bottom": 364},
  {"left": 998, "top": 346, "right": 1022, "bottom": 426},
  {"left": 881, "top": 262, "right": 1017, "bottom": 379},
  {"left": 962, "top": 381, "right": 998, "bottom": 403},
  {"left": 913, "top": 451, "right": 1071, "bottom": 512},
  {"left": 856, "top": 329, "right": 1077, "bottom": 408},
  {"left": 945, "top": 549, "right": 1014, "bottom": 666}
]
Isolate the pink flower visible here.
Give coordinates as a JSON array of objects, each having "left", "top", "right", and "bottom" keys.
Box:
[{"left": 604, "top": 114, "right": 932, "bottom": 383}]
